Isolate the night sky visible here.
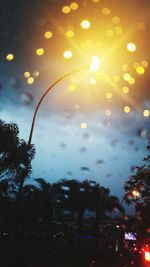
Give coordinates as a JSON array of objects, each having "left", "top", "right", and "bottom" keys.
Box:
[{"left": 0, "top": 0, "right": 150, "bottom": 209}]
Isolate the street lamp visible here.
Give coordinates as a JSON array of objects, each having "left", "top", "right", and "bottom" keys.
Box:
[{"left": 28, "top": 56, "right": 100, "bottom": 145}]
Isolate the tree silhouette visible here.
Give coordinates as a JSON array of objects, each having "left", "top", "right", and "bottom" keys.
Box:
[
  {"left": 124, "top": 137, "right": 150, "bottom": 233},
  {"left": 0, "top": 119, "right": 35, "bottom": 193}
]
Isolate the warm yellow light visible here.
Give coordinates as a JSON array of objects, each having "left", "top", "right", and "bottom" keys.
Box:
[
  {"left": 62, "top": 5, "right": 71, "bottom": 14},
  {"left": 70, "top": 2, "right": 78, "bottom": 10},
  {"left": 143, "top": 110, "right": 150, "bottom": 117},
  {"left": 66, "top": 30, "right": 74, "bottom": 38},
  {"left": 112, "top": 16, "right": 120, "bottom": 24},
  {"left": 132, "top": 62, "right": 140, "bottom": 69},
  {"left": 44, "top": 31, "right": 53, "bottom": 39},
  {"left": 122, "top": 64, "right": 129, "bottom": 71},
  {"left": 128, "top": 77, "right": 135, "bottom": 85},
  {"left": 145, "top": 251, "right": 150, "bottom": 262},
  {"left": 123, "top": 73, "right": 132, "bottom": 81},
  {"left": 80, "top": 19, "right": 91, "bottom": 29},
  {"left": 124, "top": 106, "right": 131, "bottom": 113},
  {"left": 63, "top": 50, "right": 73, "bottom": 59},
  {"left": 6, "top": 53, "right": 14, "bottom": 61},
  {"left": 24, "top": 71, "right": 30, "bottom": 78},
  {"left": 122, "top": 86, "right": 129, "bottom": 94},
  {"left": 89, "top": 56, "right": 100, "bottom": 72},
  {"left": 141, "top": 60, "right": 148, "bottom": 68},
  {"left": 105, "top": 109, "right": 112, "bottom": 116},
  {"left": 136, "top": 66, "right": 145, "bottom": 75},
  {"left": 105, "top": 92, "right": 113, "bottom": 100},
  {"left": 127, "top": 43, "right": 136, "bottom": 52},
  {"left": 80, "top": 122, "right": 88, "bottom": 129},
  {"left": 69, "top": 84, "right": 77, "bottom": 92},
  {"left": 36, "top": 48, "right": 44, "bottom": 56},
  {"left": 132, "top": 190, "right": 140, "bottom": 198},
  {"left": 102, "top": 7, "right": 111, "bottom": 15},
  {"left": 89, "top": 78, "right": 97, "bottom": 85},
  {"left": 92, "top": 0, "right": 100, "bottom": 2},
  {"left": 27, "top": 77, "right": 35, "bottom": 84}
]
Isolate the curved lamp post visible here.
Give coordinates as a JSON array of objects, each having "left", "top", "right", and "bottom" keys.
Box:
[{"left": 28, "top": 67, "right": 84, "bottom": 145}]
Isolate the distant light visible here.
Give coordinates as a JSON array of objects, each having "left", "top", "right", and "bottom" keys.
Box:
[
  {"left": 122, "top": 86, "right": 129, "bottom": 94},
  {"left": 80, "top": 19, "right": 91, "bottom": 29},
  {"left": 128, "top": 77, "right": 135, "bottom": 85},
  {"left": 80, "top": 122, "right": 88, "bottom": 129},
  {"left": 145, "top": 251, "right": 150, "bottom": 262},
  {"left": 66, "top": 30, "right": 74, "bottom": 38},
  {"left": 115, "top": 26, "right": 123, "bottom": 34},
  {"left": 89, "top": 78, "right": 97, "bottom": 85},
  {"left": 123, "top": 73, "right": 132, "bottom": 81},
  {"left": 36, "top": 48, "right": 44, "bottom": 56},
  {"left": 27, "top": 77, "right": 35, "bottom": 84},
  {"left": 44, "top": 31, "right": 53, "bottom": 39},
  {"left": 62, "top": 5, "right": 71, "bottom": 14},
  {"left": 102, "top": 7, "right": 111, "bottom": 15},
  {"left": 136, "top": 66, "right": 145, "bottom": 75},
  {"left": 132, "top": 62, "right": 140, "bottom": 69},
  {"left": 105, "top": 109, "right": 112, "bottom": 116},
  {"left": 127, "top": 43, "right": 136, "bottom": 52},
  {"left": 92, "top": 0, "right": 100, "bottom": 2},
  {"left": 24, "top": 71, "right": 30, "bottom": 78},
  {"left": 70, "top": 2, "right": 79, "bottom": 10},
  {"left": 112, "top": 16, "right": 120, "bottom": 24},
  {"left": 124, "top": 106, "right": 131, "bottom": 113},
  {"left": 6, "top": 53, "right": 14, "bottom": 61},
  {"left": 141, "top": 60, "right": 148, "bottom": 68},
  {"left": 143, "top": 109, "right": 150, "bottom": 117},
  {"left": 33, "top": 71, "right": 40, "bottom": 77},
  {"left": 122, "top": 64, "right": 129, "bottom": 71},
  {"left": 105, "top": 92, "right": 113, "bottom": 100},
  {"left": 69, "top": 84, "right": 77, "bottom": 92},
  {"left": 132, "top": 190, "right": 140, "bottom": 198},
  {"left": 63, "top": 50, "right": 73, "bottom": 59},
  {"left": 89, "top": 56, "right": 100, "bottom": 72}
]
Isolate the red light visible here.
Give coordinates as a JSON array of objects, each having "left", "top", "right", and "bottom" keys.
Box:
[{"left": 144, "top": 251, "right": 150, "bottom": 262}]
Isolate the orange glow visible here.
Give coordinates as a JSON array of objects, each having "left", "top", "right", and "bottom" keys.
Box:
[
  {"left": 145, "top": 251, "right": 150, "bottom": 262},
  {"left": 66, "top": 30, "right": 74, "bottom": 38},
  {"left": 70, "top": 2, "right": 78, "bottom": 10},
  {"left": 102, "top": 7, "right": 111, "bottom": 15},
  {"left": 112, "top": 16, "right": 120, "bottom": 24},
  {"left": 62, "top": 5, "right": 71, "bottom": 14}
]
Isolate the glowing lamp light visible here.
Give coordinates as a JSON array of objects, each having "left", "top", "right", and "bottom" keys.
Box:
[
  {"left": 63, "top": 50, "right": 73, "bottom": 59},
  {"left": 145, "top": 251, "right": 150, "bottom": 262},
  {"left": 80, "top": 20, "right": 91, "bottom": 29},
  {"left": 70, "top": 2, "right": 78, "bottom": 10},
  {"left": 80, "top": 122, "right": 88, "bottom": 129},
  {"left": 24, "top": 71, "right": 30, "bottom": 78},
  {"left": 66, "top": 30, "right": 74, "bottom": 38},
  {"left": 44, "top": 31, "right": 53, "bottom": 39},
  {"left": 127, "top": 43, "right": 136, "bottom": 52},
  {"left": 122, "top": 86, "right": 129, "bottom": 94},
  {"left": 143, "top": 110, "right": 150, "bottom": 117},
  {"left": 124, "top": 106, "right": 131, "bottom": 113},
  {"left": 27, "top": 77, "right": 35, "bottom": 85},
  {"left": 36, "top": 48, "right": 44, "bottom": 56},
  {"left": 62, "top": 5, "right": 71, "bottom": 14},
  {"left": 6, "top": 53, "right": 14, "bottom": 61},
  {"left": 136, "top": 66, "right": 145, "bottom": 75},
  {"left": 132, "top": 190, "right": 140, "bottom": 198},
  {"left": 89, "top": 56, "right": 100, "bottom": 72}
]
